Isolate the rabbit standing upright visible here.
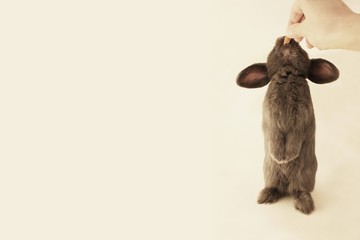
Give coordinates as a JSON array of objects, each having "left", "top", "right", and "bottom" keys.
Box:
[{"left": 236, "top": 36, "right": 339, "bottom": 214}]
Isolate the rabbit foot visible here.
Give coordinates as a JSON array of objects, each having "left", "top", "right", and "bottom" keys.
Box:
[
  {"left": 257, "top": 187, "right": 283, "bottom": 204},
  {"left": 293, "top": 191, "right": 315, "bottom": 215}
]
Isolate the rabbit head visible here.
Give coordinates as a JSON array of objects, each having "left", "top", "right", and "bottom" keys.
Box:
[{"left": 236, "top": 36, "right": 340, "bottom": 88}]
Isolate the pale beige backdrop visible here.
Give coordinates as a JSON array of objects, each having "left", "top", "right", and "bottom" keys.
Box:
[{"left": 1, "top": 0, "right": 360, "bottom": 240}]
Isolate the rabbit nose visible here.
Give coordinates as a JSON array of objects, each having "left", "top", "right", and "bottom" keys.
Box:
[
  {"left": 283, "top": 48, "right": 291, "bottom": 55},
  {"left": 280, "top": 47, "right": 291, "bottom": 58}
]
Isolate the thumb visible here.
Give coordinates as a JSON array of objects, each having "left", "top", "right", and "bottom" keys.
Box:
[{"left": 286, "top": 22, "right": 305, "bottom": 39}]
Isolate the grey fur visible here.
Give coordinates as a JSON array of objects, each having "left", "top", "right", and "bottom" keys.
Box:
[{"left": 236, "top": 37, "right": 339, "bottom": 214}]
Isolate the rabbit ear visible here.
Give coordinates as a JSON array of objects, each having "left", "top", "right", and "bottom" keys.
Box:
[
  {"left": 308, "top": 59, "right": 339, "bottom": 84},
  {"left": 236, "top": 63, "right": 270, "bottom": 88}
]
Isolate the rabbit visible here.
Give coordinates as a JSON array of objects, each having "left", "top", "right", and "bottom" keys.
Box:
[{"left": 236, "top": 36, "right": 339, "bottom": 214}]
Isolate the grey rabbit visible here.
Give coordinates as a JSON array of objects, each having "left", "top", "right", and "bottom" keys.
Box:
[{"left": 236, "top": 36, "right": 339, "bottom": 214}]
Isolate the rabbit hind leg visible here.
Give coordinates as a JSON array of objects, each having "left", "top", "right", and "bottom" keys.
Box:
[{"left": 293, "top": 191, "right": 315, "bottom": 214}]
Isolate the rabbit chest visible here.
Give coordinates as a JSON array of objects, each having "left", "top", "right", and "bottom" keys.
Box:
[{"left": 263, "top": 76, "right": 314, "bottom": 132}]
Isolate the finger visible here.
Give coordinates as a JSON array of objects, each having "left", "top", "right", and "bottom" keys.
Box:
[
  {"left": 299, "top": 15, "right": 305, "bottom": 23},
  {"left": 293, "top": 16, "right": 305, "bottom": 42},
  {"left": 288, "top": 13, "right": 304, "bottom": 26},
  {"left": 286, "top": 22, "right": 305, "bottom": 39},
  {"left": 288, "top": 0, "right": 304, "bottom": 26},
  {"left": 295, "top": 37, "right": 304, "bottom": 43},
  {"left": 306, "top": 39, "right": 314, "bottom": 49}
]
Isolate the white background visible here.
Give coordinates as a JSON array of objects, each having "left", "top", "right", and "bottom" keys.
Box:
[{"left": 1, "top": 0, "right": 360, "bottom": 239}]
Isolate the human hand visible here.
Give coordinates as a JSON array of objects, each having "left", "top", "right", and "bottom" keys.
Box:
[{"left": 286, "top": 0, "right": 358, "bottom": 50}]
